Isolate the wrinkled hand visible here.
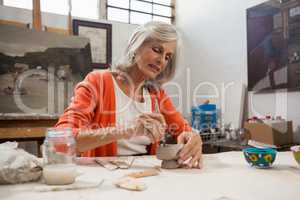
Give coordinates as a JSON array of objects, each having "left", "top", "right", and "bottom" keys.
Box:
[
  {"left": 177, "top": 130, "right": 203, "bottom": 168},
  {"left": 130, "top": 113, "right": 167, "bottom": 143}
]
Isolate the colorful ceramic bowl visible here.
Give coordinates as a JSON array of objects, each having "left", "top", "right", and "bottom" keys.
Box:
[
  {"left": 290, "top": 145, "right": 300, "bottom": 165},
  {"left": 243, "top": 147, "right": 277, "bottom": 168}
]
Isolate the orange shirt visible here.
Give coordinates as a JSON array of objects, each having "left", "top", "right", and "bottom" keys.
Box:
[{"left": 55, "top": 70, "right": 191, "bottom": 157}]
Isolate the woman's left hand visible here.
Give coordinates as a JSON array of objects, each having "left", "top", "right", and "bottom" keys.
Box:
[{"left": 177, "top": 130, "right": 203, "bottom": 168}]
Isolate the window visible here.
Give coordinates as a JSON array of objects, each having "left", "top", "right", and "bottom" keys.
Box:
[
  {"left": 41, "top": 0, "right": 69, "bottom": 15},
  {"left": 41, "top": 0, "right": 99, "bottom": 20},
  {"left": 3, "top": 0, "right": 32, "bottom": 10},
  {"left": 71, "top": 0, "right": 99, "bottom": 20},
  {"left": 107, "top": 0, "right": 173, "bottom": 24},
  {"left": 2, "top": 0, "right": 174, "bottom": 24},
  {"left": 3, "top": 0, "right": 99, "bottom": 20}
]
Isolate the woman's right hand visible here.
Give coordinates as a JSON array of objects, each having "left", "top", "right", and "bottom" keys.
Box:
[{"left": 130, "top": 113, "right": 167, "bottom": 143}]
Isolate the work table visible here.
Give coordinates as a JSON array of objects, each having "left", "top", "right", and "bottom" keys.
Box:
[{"left": 0, "top": 151, "right": 299, "bottom": 200}]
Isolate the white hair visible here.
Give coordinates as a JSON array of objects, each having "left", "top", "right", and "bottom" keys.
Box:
[{"left": 115, "top": 21, "right": 180, "bottom": 86}]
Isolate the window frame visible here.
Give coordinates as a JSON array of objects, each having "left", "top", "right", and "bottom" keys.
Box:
[
  {"left": 106, "top": 0, "right": 175, "bottom": 24},
  {"left": 1, "top": 0, "right": 175, "bottom": 24}
]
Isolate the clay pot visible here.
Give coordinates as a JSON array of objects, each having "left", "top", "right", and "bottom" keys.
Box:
[
  {"left": 161, "top": 160, "right": 181, "bottom": 169},
  {"left": 156, "top": 144, "right": 183, "bottom": 161}
]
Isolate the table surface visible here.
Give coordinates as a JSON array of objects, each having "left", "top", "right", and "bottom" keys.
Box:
[{"left": 1, "top": 151, "right": 300, "bottom": 200}]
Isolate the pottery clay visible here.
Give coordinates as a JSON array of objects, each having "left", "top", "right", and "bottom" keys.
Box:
[
  {"left": 161, "top": 160, "right": 181, "bottom": 169},
  {"left": 156, "top": 144, "right": 183, "bottom": 169},
  {"left": 114, "top": 177, "right": 147, "bottom": 191}
]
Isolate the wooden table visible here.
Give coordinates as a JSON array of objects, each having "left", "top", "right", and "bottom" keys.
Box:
[
  {"left": 204, "top": 139, "right": 295, "bottom": 153},
  {"left": 1, "top": 151, "right": 300, "bottom": 200},
  {"left": 0, "top": 113, "right": 58, "bottom": 156}
]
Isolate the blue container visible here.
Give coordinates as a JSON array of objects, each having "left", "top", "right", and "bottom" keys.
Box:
[
  {"left": 191, "top": 106, "right": 201, "bottom": 130},
  {"left": 243, "top": 147, "right": 277, "bottom": 168},
  {"left": 191, "top": 104, "right": 217, "bottom": 130},
  {"left": 198, "top": 104, "right": 217, "bottom": 129}
]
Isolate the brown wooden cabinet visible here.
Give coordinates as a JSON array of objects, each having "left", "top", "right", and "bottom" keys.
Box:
[{"left": 0, "top": 114, "right": 58, "bottom": 156}]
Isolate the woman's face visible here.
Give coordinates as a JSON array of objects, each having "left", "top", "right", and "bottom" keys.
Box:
[{"left": 134, "top": 40, "right": 176, "bottom": 80}]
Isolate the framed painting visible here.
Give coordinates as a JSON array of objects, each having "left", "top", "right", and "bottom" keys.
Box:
[
  {"left": 247, "top": 0, "right": 300, "bottom": 92},
  {"left": 73, "top": 19, "right": 112, "bottom": 69}
]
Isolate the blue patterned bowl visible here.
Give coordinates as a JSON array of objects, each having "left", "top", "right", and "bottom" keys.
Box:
[{"left": 243, "top": 147, "right": 277, "bottom": 168}]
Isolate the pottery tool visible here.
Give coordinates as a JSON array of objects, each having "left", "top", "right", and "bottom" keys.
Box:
[
  {"left": 95, "top": 157, "right": 135, "bottom": 170},
  {"left": 35, "top": 180, "right": 104, "bottom": 192},
  {"left": 154, "top": 97, "right": 174, "bottom": 146}
]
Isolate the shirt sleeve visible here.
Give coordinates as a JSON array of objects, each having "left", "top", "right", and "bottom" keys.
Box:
[{"left": 55, "top": 71, "right": 100, "bottom": 137}]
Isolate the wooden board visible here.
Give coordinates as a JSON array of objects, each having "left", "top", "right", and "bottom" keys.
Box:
[
  {"left": 44, "top": 26, "right": 70, "bottom": 36},
  {"left": 0, "top": 19, "right": 29, "bottom": 28},
  {"left": 0, "top": 127, "right": 47, "bottom": 139}
]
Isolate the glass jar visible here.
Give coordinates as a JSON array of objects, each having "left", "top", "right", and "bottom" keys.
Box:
[{"left": 42, "top": 128, "right": 77, "bottom": 185}]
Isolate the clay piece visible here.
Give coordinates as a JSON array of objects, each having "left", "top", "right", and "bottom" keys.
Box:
[
  {"left": 125, "top": 168, "right": 160, "bottom": 178},
  {"left": 114, "top": 177, "right": 147, "bottom": 191},
  {"left": 156, "top": 144, "right": 183, "bottom": 169},
  {"left": 0, "top": 142, "right": 42, "bottom": 184}
]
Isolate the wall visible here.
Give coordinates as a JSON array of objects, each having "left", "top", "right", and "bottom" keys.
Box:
[
  {"left": 175, "top": 0, "right": 300, "bottom": 142},
  {"left": 0, "top": 5, "right": 138, "bottom": 65},
  {"left": 0, "top": 5, "right": 138, "bottom": 155},
  {"left": 1, "top": 2, "right": 299, "bottom": 143}
]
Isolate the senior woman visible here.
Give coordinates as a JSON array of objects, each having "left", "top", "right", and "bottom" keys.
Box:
[{"left": 55, "top": 21, "right": 202, "bottom": 168}]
